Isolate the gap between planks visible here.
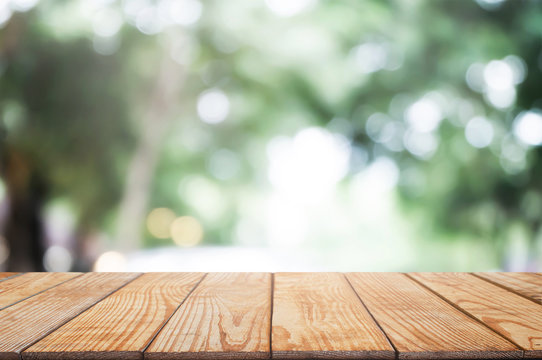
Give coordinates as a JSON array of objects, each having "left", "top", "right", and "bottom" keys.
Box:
[
  {"left": 346, "top": 272, "right": 522, "bottom": 359},
  {"left": 10, "top": 273, "right": 144, "bottom": 360},
  {"left": 23, "top": 273, "right": 204, "bottom": 360},
  {"left": 404, "top": 273, "right": 526, "bottom": 355},
  {"left": 269, "top": 273, "right": 274, "bottom": 360},
  {"left": 0, "top": 272, "right": 22, "bottom": 282},
  {"left": 140, "top": 273, "right": 209, "bottom": 355},
  {"left": 409, "top": 272, "right": 542, "bottom": 358},
  {"left": 0, "top": 273, "right": 84, "bottom": 311},
  {"left": 144, "top": 272, "right": 272, "bottom": 360},
  {"left": 343, "top": 274, "right": 399, "bottom": 360},
  {"left": 272, "top": 272, "right": 395, "bottom": 360},
  {"left": 472, "top": 272, "right": 542, "bottom": 305},
  {"left": 1, "top": 273, "right": 538, "bottom": 360}
]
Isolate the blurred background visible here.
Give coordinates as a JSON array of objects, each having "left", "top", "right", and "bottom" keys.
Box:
[{"left": 0, "top": 0, "right": 541, "bottom": 273}]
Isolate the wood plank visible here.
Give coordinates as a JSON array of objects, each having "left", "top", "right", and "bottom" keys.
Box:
[
  {"left": 0, "top": 272, "right": 139, "bottom": 360},
  {"left": 475, "top": 272, "right": 542, "bottom": 304},
  {"left": 0, "top": 272, "right": 19, "bottom": 281},
  {"left": 272, "top": 272, "right": 395, "bottom": 360},
  {"left": 346, "top": 273, "right": 522, "bottom": 359},
  {"left": 410, "top": 272, "right": 542, "bottom": 358},
  {"left": 0, "top": 272, "right": 80, "bottom": 310},
  {"left": 145, "top": 272, "right": 271, "bottom": 360},
  {"left": 23, "top": 272, "right": 204, "bottom": 360}
]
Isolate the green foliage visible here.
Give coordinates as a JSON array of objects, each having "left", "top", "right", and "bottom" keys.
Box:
[
  {"left": 1, "top": 13, "right": 135, "bottom": 227},
  {"left": 1, "top": 0, "right": 541, "bottom": 267}
]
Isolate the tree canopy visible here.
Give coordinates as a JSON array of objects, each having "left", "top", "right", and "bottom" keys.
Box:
[{"left": 0, "top": 0, "right": 541, "bottom": 271}]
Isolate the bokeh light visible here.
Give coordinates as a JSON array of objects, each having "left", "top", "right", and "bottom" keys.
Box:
[
  {"left": 267, "top": 127, "right": 350, "bottom": 201},
  {"left": 146, "top": 207, "right": 176, "bottom": 239},
  {"left": 93, "top": 35, "right": 120, "bottom": 56},
  {"left": 513, "top": 111, "right": 542, "bottom": 146},
  {"left": 466, "top": 63, "right": 486, "bottom": 93},
  {"left": 0, "top": 2, "right": 13, "bottom": 28},
  {"left": 44, "top": 202, "right": 76, "bottom": 248},
  {"left": 403, "top": 130, "right": 439, "bottom": 160},
  {"left": 265, "top": 0, "right": 314, "bottom": 17},
  {"left": 11, "top": 0, "right": 38, "bottom": 12},
  {"left": 466, "top": 56, "right": 526, "bottom": 111},
  {"left": 465, "top": 116, "right": 494, "bottom": 148},
  {"left": 366, "top": 113, "right": 393, "bottom": 142},
  {"left": 207, "top": 149, "right": 241, "bottom": 181},
  {"left": 1, "top": 0, "right": 541, "bottom": 273},
  {"left": 353, "top": 157, "right": 399, "bottom": 194},
  {"left": 485, "top": 87, "right": 515, "bottom": 109},
  {"left": 178, "top": 176, "right": 226, "bottom": 223},
  {"left": 135, "top": 6, "right": 163, "bottom": 35},
  {"left": 197, "top": 89, "right": 230, "bottom": 124},
  {"left": 43, "top": 245, "right": 73, "bottom": 272},
  {"left": 165, "top": 0, "right": 202, "bottom": 26},
  {"left": 484, "top": 60, "right": 514, "bottom": 91},
  {"left": 475, "top": 0, "right": 506, "bottom": 11},
  {"left": 504, "top": 55, "right": 527, "bottom": 85},
  {"left": 500, "top": 135, "right": 527, "bottom": 174},
  {"left": 0, "top": 0, "right": 39, "bottom": 28},
  {"left": 92, "top": 8, "right": 123, "bottom": 37},
  {"left": 405, "top": 98, "right": 443, "bottom": 133},
  {"left": 94, "top": 251, "right": 127, "bottom": 272},
  {"left": 352, "top": 42, "right": 388, "bottom": 74},
  {"left": 170, "top": 216, "right": 203, "bottom": 247}
]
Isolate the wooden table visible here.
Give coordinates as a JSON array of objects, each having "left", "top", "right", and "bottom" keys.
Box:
[{"left": 0, "top": 272, "right": 540, "bottom": 360}]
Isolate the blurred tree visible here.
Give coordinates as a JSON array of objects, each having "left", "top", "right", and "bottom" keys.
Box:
[
  {"left": 0, "top": 0, "right": 540, "bottom": 270},
  {"left": 115, "top": 34, "right": 186, "bottom": 253},
  {"left": 0, "top": 12, "right": 134, "bottom": 270}
]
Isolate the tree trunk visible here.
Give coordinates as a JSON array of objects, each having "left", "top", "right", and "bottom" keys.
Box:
[
  {"left": 115, "top": 40, "right": 185, "bottom": 252},
  {"left": 1, "top": 148, "right": 46, "bottom": 271}
]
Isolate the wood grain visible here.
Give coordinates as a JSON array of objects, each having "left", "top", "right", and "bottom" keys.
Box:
[
  {"left": 0, "top": 272, "right": 539, "bottom": 360},
  {"left": 475, "top": 272, "right": 542, "bottom": 304},
  {"left": 0, "top": 272, "right": 19, "bottom": 281},
  {"left": 347, "top": 273, "right": 522, "bottom": 359},
  {"left": 23, "top": 272, "right": 204, "bottom": 360},
  {"left": 272, "top": 272, "right": 394, "bottom": 360},
  {"left": 410, "top": 272, "right": 542, "bottom": 358},
  {"left": 145, "top": 272, "right": 271, "bottom": 360},
  {"left": 0, "top": 272, "right": 80, "bottom": 310},
  {"left": 0, "top": 272, "right": 139, "bottom": 360}
]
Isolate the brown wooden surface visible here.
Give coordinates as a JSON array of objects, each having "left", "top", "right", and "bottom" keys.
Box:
[
  {"left": 23, "top": 273, "right": 204, "bottom": 360},
  {"left": 0, "top": 272, "right": 80, "bottom": 310},
  {"left": 0, "top": 272, "right": 19, "bottom": 281},
  {"left": 0, "top": 272, "right": 539, "bottom": 360},
  {"left": 346, "top": 272, "right": 522, "bottom": 359},
  {"left": 272, "top": 272, "right": 394, "bottom": 359},
  {"left": 0, "top": 272, "right": 139, "bottom": 360},
  {"left": 475, "top": 272, "right": 542, "bottom": 304},
  {"left": 410, "top": 272, "right": 542, "bottom": 358},
  {"left": 145, "top": 272, "right": 272, "bottom": 360}
]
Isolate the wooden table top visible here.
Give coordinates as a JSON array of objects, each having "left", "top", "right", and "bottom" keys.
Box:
[{"left": 0, "top": 272, "right": 540, "bottom": 360}]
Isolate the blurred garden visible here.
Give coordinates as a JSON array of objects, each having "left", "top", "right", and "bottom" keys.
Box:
[{"left": 0, "top": 0, "right": 541, "bottom": 272}]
